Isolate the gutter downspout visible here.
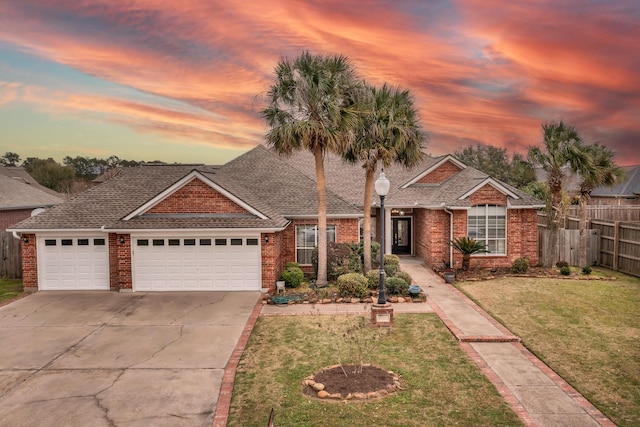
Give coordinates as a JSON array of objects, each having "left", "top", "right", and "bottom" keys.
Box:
[
  {"left": 12, "top": 231, "right": 20, "bottom": 240},
  {"left": 442, "top": 203, "right": 453, "bottom": 268}
]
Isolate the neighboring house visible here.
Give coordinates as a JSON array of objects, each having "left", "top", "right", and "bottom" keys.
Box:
[
  {"left": 589, "top": 165, "right": 640, "bottom": 205},
  {"left": 0, "top": 167, "right": 64, "bottom": 231},
  {"left": 9, "top": 145, "right": 542, "bottom": 293}
]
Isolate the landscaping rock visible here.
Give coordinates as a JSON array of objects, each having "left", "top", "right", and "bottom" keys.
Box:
[
  {"left": 312, "top": 382, "right": 325, "bottom": 391},
  {"left": 317, "top": 390, "right": 330, "bottom": 398}
]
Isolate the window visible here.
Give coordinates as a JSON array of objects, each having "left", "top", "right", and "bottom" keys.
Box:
[
  {"left": 152, "top": 239, "right": 165, "bottom": 246},
  {"left": 296, "top": 225, "right": 337, "bottom": 265},
  {"left": 137, "top": 239, "right": 149, "bottom": 246},
  {"left": 468, "top": 205, "right": 506, "bottom": 255},
  {"left": 184, "top": 239, "right": 196, "bottom": 246},
  {"left": 199, "top": 239, "right": 212, "bottom": 246},
  {"left": 230, "top": 238, "right": 243, "bottom": 246},
  {"left": 77, "top": 239, "right": 89, "bottom": 246},
  {"left": 247, "top": 238, "right": 258, "bottom": 246},
  {"left": 168, "top": 239, "right": 180, "bottom": 246},
  {"left": 61, "top": 239, "right": 73, "bottom": 246},
  {"left": 45, "top": 239, "right": 56, "bottom": 246},
  {"left": 94, "top": 238, "right": 106, "bottom": 246},
  {"left": 215, "top": 239, "right": 227, "bottom": 246}
]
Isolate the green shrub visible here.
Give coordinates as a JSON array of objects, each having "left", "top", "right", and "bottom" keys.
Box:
[
  {"left": 385, "top": 276, "right": 409, "bottom": 295},
  {"left": 336, "top": 273, "right": 369, "bottom": 299},
  {"left": 384, "top": 254, "right": 400, "bottom": 266},
  {"left": 560, "top": 266, "right": 571, "bottom": 276},
  {"left": 395, "top": 271, "right": 413, "bottom": 286},
  {"left": 384, "top": 263, "right": 398, "bottom": 277},
  {"left": 365, "top": 270, "right": 380, "bottom": 289},
  {"left": 370, "top": 241, "right": 381, "bottom": 268},
  {"left": 281, "top": 265, "right": 304, "bottom": 288},
  {"left": 582, "top": 265, "right": 593, "bottom": 275},
  {"left": 556, "top": 260, "right": 569, "bottom": 268},
  {"left": 512, "top": 257, "right": 529, "bottom": 274},
  {"left": 312, "top": 242, "right": 363, "bottom": 281},
  {"left": 285, "top": 261, "right": 300, "bottom": 269}
]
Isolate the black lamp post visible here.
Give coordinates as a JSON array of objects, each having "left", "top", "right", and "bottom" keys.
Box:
[{"left": 375, "top": 171, "right": 390, "bottom": 305}]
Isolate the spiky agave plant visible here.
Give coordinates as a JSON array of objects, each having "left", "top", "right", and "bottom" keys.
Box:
[{"left": 449, "top": 237, "right": 489, "bottom": 271}]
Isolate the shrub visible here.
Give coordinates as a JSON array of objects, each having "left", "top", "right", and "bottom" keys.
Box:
[
  {"left": 384, "top": 254, "right": 400, "bottom": 266},
  {"left": 370, "top": 241, "right": 381, "bottom": 268},
  {"left": 560, "top": 266, "right": 571, "bottom": 276},
  {"left": 312, "top": 242, "right": 363, "bottom": 281},
  {"left": 365, "top": 270, "right": 380, "bottom": 289},
  {"left": 280, "top": 265, "right": 304, "bottom": 288},
  {"left": 336, "top": 273, "right": 369, "bottom": 299},
  {"left": 556, "top": 260, "right": 569, "bottom": 268},
  {"left": 285, "top": 261, "right": 300, "bottom": 269},
  {"left": 385, "top": 276, "right": 409, "bottom": 295},
  {"left": 582, "top": 265, "right": 593, "bottom": 275},
  {"left": 512, "top": 257, "right": 529, "bottom": 274},
  {"left": 395, "top": 271, "right": 413, "bottom": 286},
  {"left": 384, "top": 263, "right": 398, "bottom": 277}
]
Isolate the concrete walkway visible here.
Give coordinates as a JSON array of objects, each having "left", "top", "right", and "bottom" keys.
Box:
[{"left": 259, "top": 259, "right": 616, "bottom": 427}]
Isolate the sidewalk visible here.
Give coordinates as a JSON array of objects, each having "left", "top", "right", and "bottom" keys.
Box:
[
  {"left": 399, "top": 257, "right": 614, "bottom": 427},
  {"left": 259, "top": 258, "right": 615, "bottom": 427}
]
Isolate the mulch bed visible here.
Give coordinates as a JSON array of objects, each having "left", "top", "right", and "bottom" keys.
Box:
[{"left": 302, "top": 364, "right": 400, "bottom": 400}]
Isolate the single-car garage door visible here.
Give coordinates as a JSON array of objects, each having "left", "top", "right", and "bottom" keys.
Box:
[
  {"left": 132, "top": 236, "right": 261, "bottom": 291},
  {"left": 38, "top": 235, "right": 110, "bottom": 290}
]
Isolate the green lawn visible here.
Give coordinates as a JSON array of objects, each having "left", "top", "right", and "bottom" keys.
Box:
[
  {"left": 0, "top": 278, "right": 23, "bottom": 305},
  {"left": 228, "top": 313, "right": 523, "bottom": 427},
  {"left": 456, "top": 268, "right": 640, "bottom": 427}
]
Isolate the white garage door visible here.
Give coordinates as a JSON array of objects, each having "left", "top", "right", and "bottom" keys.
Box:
[
  {"left": 132, "top": 236, "right": 261, "bottom": 291},
  {"left": 38, "top": 236, "right": 110, "bottom": 290}
]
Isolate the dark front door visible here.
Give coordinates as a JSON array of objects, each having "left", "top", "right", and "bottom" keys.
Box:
[{"left": 392, "top": 218, "right": 411, "bottom": 255}]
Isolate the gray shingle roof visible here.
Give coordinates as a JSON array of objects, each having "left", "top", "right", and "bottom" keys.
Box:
[
  {"left": 0, "top": 174, "right": 64, "bottom": 210},
  {"left": 591, "top": 165, "right": 640, "bottom": 197},
  {"left": 0, "top": 166, "right": 65, "bottom": 198}
]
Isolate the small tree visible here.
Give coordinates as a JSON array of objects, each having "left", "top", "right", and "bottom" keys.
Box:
[{"left": 449, "top": 237, "right": 489, "bottom": 271}]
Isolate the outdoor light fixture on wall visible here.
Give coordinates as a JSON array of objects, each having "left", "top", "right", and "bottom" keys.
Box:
[
  {"left": 119, "top": 236, "right": 125, "bottom": 245},
  {"left": 264, "top": 235, "right": 269, "bottom": 243},
  {"left": 22, "top": 236, "right": 29, "bottom": 244}
]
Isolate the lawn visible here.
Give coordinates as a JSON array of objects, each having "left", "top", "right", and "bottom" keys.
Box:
[
  {"left": 228, "top": 313, "right": 523, "bottom": 427},
  {"left": 456, "top": 268, "right": 640, "bottom": 427},
  {"left": 0, "top": 278, "right": 23, "bottom": 305}
]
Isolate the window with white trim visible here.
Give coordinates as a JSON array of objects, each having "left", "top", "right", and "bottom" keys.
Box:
[
  {"left": 468, "top": 205, "right": 506, "bottom": 255},
  {"left": 296, "top": 225, "right": 337, "bottom": 265}
]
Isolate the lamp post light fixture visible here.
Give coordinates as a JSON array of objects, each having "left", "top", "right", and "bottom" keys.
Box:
[{"left": 371, "top": 171, "right": 394, "bottom": 327}]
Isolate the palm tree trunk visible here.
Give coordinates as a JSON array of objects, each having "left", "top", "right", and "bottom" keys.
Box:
[
  {"left": 362, "top": 168, "right": 375, "bottom": 272},
  {"left": 314, "top": 146, "right": 328, "bottom": 286},
  {"left": 579, "top": 194, "right": 588, "bottom": 267}
]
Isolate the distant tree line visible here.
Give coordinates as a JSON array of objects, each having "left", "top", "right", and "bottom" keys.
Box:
[{"left": 1, "top": 152, "right": 163, "bottom": 194}]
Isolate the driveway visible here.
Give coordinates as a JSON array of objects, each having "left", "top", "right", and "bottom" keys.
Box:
[{"left": 0, "top": 291, "right": 259, "bottom": 427}]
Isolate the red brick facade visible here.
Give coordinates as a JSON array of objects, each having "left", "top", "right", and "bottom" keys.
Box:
[
  {"left": 21, "top": 233, "right": 37, "bottom": 291},
  {"left": 0, "top": 209, "right": 33, "bottom": 231},
  {"left": 416, "top": 161, "right": 461, "bottom": 184},
  {"left": 116, "top": 234, "right": 132, "bottom": 290},
  {"left": 148, "top": 178, "right": 248, "bottom": 214},
  {"left": 108, "top": 233, "right": 120, "bottom": 290},
  {"left": 470, "top": 184, "right": 508, "bottom": 206}
]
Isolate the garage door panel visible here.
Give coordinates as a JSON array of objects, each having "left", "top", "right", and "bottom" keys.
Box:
[{"left": 133, "top": 236, "right": 260, "bottom": 291}]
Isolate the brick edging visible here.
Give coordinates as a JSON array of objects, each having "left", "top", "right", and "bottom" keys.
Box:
[{"left": 212, "top": 293, "right": 263, "bottom": 427}]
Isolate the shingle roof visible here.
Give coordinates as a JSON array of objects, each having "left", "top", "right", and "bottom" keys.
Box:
[
  {"left": 0, "top": 174, "right": 64, "bottom": 210},
  {"left": 591, "top": 165, "right": 640, "bottom": 197},
  {"left": 0, "top": 166, "right": 65, "bottom": 198}
]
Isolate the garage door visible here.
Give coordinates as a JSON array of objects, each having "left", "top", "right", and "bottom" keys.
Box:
[
  {"left": 132, "top": 236, "right": 261, "bottom": 291},
  {"left": 38, "top": 236, "right": 110, "bottom": 290}
]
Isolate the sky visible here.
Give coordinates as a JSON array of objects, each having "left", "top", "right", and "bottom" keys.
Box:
[{"left": 0, "top": 0, "right": 638, "bottom": 166}]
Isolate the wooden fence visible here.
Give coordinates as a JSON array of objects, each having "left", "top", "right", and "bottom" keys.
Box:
[
  {"left": 0, "top": 231, "right": 22, "bottom": 279},
  {"left": 538, "top": 213, "right": 640, "bottom": 277},
  {"left": 565, "top": 205, "right": 640, "bottom": 222}
]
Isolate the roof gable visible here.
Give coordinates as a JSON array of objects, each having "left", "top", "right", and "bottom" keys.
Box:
[
  {"left": 458, "top": 178, "right": 520, "bottom": 201},
  {"left": 123, "top": 171, "right": 267, "bottom": 220},
  {"left": 402, "top": 156, "right": 466, "bottom": 188}
]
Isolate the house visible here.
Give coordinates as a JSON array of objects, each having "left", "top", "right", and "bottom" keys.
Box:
[
  {"left": 9, "top": 145, "right": 543, "bottom": 292},
  {"left": 589, "top": 165, "right": 640, "bottom": 205},
  {"left": 0, "top": 167, "right": 64, "bottom": 231}
]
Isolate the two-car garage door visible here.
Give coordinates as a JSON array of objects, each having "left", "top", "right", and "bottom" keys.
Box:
[{"left": 132, "top": 236, "right": 261, "bottom": 291}]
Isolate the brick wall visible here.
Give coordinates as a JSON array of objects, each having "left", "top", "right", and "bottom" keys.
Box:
[
  {"left": 108, "top": 233, "right": 119, "bottom": 290},
  {"left": 116, "top": 234, "right": 132, "bottom": 290},
  {"left": 469, "top": 184, "right": 508, "bottom": 206},
  {"left": 21, "top": 233, "right": 37, "bottom": 290},
  {"left": 147, "top": 178, "right": 248, "bottom": 214},
  {"left": 0, "top": 209, "right": 32, "bottom": 231},
  {"left": 416, "top": 161, "right": 461, "bottom": 184},
  {"left": 261, "top": 232, "right": 280, "bottom": 291}
]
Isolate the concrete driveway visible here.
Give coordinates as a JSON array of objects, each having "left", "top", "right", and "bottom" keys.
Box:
[{"left": 0, "top": 291, "right": 259, "bottom": 427}]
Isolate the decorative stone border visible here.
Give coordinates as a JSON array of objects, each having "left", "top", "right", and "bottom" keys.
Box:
[
  {"left": 456, "top": 274, "right": 617, "bottom": 282},
  {"left": 302, "top": 364, "right": 401, "bottom": 400},
  {"left": 264, "top": 293, "right": 427, "bottom": 305}
]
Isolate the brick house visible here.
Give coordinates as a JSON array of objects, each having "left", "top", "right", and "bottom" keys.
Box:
[{"left": 9, "top": 145, "right": 542, "bottom": 292}]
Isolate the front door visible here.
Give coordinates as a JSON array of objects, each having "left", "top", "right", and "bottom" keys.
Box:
[{"left": 392, "top": 218, "right": 411, "bottom": 255}]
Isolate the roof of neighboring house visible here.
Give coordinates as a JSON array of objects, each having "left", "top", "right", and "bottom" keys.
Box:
[
  {"left": 591, "top": 165, "right": 640, "bottom": 198},
  {"left": 0, "top": 173, "right": 64, "bottom": 211},
  {"left": 284, "top": 150, "right": 542, "bottom": 209},
  {"left": 0, "top": 166, "right": 65, "bottom": 198}
]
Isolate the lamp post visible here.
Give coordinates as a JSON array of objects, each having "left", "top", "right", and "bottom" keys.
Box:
[{"left": 375, "top": 171, "right": 390, "bottom": 305}]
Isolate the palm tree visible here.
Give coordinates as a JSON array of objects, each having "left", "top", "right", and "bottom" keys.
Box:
[
  {"left": 343, "top": 83, "right": 425, "bottom": 271},
  {"left": 528, "top": 121, "right": 591, "bottom": 228},
  {"left": 262, "top": 52, "right": 362, "bottom": 286},
  {"left": 576, "top": 143, "right": 625, "bottom": 266},
  {"left": 449, "top": 237, "right": 489, "bottom": 271}
]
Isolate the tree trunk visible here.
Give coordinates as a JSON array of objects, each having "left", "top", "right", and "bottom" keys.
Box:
[
  {"left": 462, "top": 254, "right": 470, "bottom": 271},
  {"left": 578, "top": 194, "right": 588, "bottom": 267},
  {"left": 314, "top": 146, "right": 328, "bottom": 286},
  {"left": 362, "top": 167, "right": 375, "bottom": 272}
]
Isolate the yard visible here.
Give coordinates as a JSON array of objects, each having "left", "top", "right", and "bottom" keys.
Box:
[
  {"left": 228, "top": 313, "right": 523, "bottom": 427},
  {"left": 0, "top": 278, "right": 23, "bottom": 305},
  {"left": 456, "top": 268, "right": 640, "bottom": 427}
]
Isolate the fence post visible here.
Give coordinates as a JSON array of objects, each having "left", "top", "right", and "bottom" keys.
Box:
[{"left": 613, "top": 221, "right": 620, "bottom": 271}]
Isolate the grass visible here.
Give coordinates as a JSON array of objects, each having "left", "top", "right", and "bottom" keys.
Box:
[
  {"left": 0, "top": 278, "right": 23, "bottom": 305},
  {"left": 456, "top": 268, "right": 640, "bottom": 427},
  {"left": 228, "top": 313, "right": 523, "bottom": 427}
]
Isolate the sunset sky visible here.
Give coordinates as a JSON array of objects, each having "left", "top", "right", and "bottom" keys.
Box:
[{"left": 1, "top": 0, "right": 638, "bottom": 166}]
